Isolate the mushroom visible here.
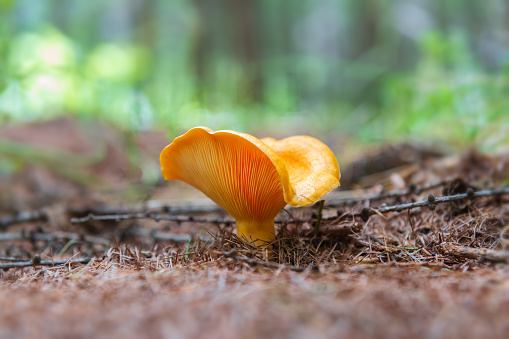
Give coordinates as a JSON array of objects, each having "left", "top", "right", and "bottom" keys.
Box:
[{"left": 160, "top": 127, "right": 340, "bottom": 246}]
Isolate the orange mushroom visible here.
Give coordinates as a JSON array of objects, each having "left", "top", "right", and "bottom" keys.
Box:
[{"left": 160, "top": 127, "right": 340, "bottom": 246}]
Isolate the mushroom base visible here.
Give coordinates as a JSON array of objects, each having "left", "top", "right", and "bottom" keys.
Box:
[{"left": 236, "top": 219, "right": 276, "bottom": 247}]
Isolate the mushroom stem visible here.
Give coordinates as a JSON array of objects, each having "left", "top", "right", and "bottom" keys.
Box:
[{"left": 236, "top": 219, "right": 276, "bottom": 246}]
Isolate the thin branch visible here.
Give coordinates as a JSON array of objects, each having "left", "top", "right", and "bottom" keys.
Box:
[
  {"left": 0, "top": 210, "right": 48, "bottom": 229},
  {"left": 69, "top": 202, "right": 223, "bottom": 216},
  {"left": 325, "top": 181, "right": 445, "bottom": 207},
  {"left": 359, "top": 187, "right": 509, "bottom": 220},
  {"left": 0, "top": 228, "right": 210, "bottom": 246},
  {"left": 351, "top": 238, "right": 406, "bottom": 254},
  {"left": 437, "top": 243, "right": 509, "bottom": 263},
  {"left": 69, "top": 187, "right": 509, "bottom": 226},
  {"left": 0, "top": 257, "right": 34, "bottom": 262},
  {"left": 0, "top": 231, "right": 110, "bottom": 246},
  {"left": 71, "top": 212, "right": 296, "bottom": 225},
  {"left": 67, "top": 182, "right": 444, "bottom": 218},
  {"left": 222, "top": 249, "right": 312, "bottom": 272},
  {"left": 71, "top": 213, "right": 235, "bottom": 224},
  {"left": 0, "top": 257, "right": 93, "bottom": 270}
]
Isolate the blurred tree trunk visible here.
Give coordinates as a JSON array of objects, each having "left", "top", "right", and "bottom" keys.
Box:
[
  {"left": 192, "top": 0, "right": 216, "bottom": 104},
  {"left": 349, "top": 1, "right": 378, "bottom": 60},
  {"left": 227, "top": 0, "right": 263, "bottom": 103},
  {"left": 192, "top": 0, "right": 263, "bottom": 104}
]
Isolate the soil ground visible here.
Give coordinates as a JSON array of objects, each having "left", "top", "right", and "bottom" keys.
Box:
[{"left": 1, "top": 118, "right": 508, "bottom": 339}]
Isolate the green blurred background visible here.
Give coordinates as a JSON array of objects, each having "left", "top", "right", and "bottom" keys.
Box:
[{"left": 1, "top": 0, "right": 508, "bottom": 149}]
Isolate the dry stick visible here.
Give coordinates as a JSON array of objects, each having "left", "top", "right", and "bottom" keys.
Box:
[
  {"left": 0, "top": 257, "right": 93, "bottom": 270},
  {"left": 69, "top": 182, "right": 445, "bottom": 219},
  {"left": 0, "top": 257, "right": 34, "bottom": 262},
  {"left": 69, "top": 202, "right": 223, "bottom": 216},
  {"left": 326, "top": 180, "right": 445, "bottom": 207},
  {"left": 358, "top": 187, "right": 509, "bottom": 220},
  {"left": 71, "top": 213, "right": 235, "bottom": 225},
  {"left": 0, "top": 229, "right": 210, "bottom": 246},
  {"left": 0, "top": 231, "right": 110, "bottom": 246},
  {"left": 71, "top": 212, "right": 302, "bottom": 225},
  {"left": 222, "top": 248, "right": 311, "bottom": 272},
  {"left": 501, "top": 225, "right": 509, "bottom": 246},
  {"left": 70, "top": 187, "right": 509, "bottom": 226},
  {"left": 352, "top": 238, "right": 406, "bottom": 254},
  {"left": 72, "top": 211, "right": 341, "bottom": 228},
  {"left": 0, "top": 210, "right": 48, "bottom": 229},
  {"left": 437, "top": 243, "right": 509, "bottom": 263}
]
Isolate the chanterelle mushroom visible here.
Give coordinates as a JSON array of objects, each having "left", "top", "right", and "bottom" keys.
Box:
[{"left": 160, "top": 127, "right": 340, "bottom": 246}]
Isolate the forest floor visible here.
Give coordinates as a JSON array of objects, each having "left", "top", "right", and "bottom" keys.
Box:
[{"left": 0, "top": 118, "right": 508, "bottom": 339}]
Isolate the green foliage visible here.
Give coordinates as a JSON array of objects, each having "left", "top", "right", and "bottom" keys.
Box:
[
  {"left": 374, "top": 30, "right": 509, "bottom": 150},
  {"left": 0, "top": 1, "right": 507, "bottom": 150}
]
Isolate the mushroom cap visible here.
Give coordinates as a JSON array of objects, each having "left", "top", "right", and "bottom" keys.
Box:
[
  {"left": 261, "top": 135, "right": 340, "bottom": 207},
  {"left": 160, "top": 127, "right": 340, "bottom": 223},
  {"left": 160, "top": 127, "right": 292, "bottom": 223}
]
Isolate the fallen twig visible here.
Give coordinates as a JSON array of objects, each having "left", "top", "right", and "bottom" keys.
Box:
[
  {"left": 0, "top": 210, "right": 48, "bottom": 229},
  {"left": 70, "top": 187, "right": 509, "bottom": 226},
  {"left": 71, "top": 212, "right": 300, "bottom": 225},
  {"left": 0, "top": 257, "right": 93, "bottom": 270},
  {"left": 71, "top": 213, "right": 234, "bottom": 225},
  {"left": 352, "top": 238, "right": 405, "bottom": 254},
  {"left": 0, "top": 257, "right": 34, "bottom": 262},
  {"left": 0, "top": 228, "right": 211, "bottom": 246},
  {"left": 66, "top": 181, "right": 444, "bottom": 219},
  {"left": 358, "top": 187, "right": 509, "bottom": 220},
  {"left": 70, "top": 201, "right": 223, "bottom": 216},
  {"left": 325, "top": 181, "right": 445, "bottom": 207},
  {"left": 0, "top": 231, "right": 110, "bottom": 246},
  {"left": 437, "top": 243, "right": 509, "bottom": 263}
]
